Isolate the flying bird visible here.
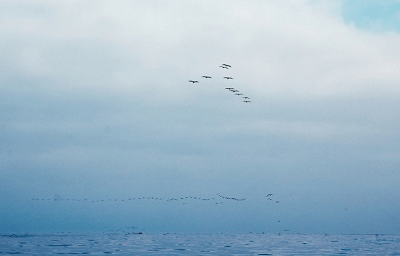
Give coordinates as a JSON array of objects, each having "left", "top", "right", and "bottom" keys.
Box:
[
  {"left": 223, "top": 76, "right": 233, "bottom": 80},
  {"left": 235, "top": 93, "right": 243, "bottom": 96},
  {"left": 188, "top": 80, "right": 199, "bottom": 83},
  {"left": 243, "top": 100, "right": 251, "bottom": 103},
  {"left": 243, "top": 97, "right": 250, "bottom": 99},
  {"left": 225, "top": 87, "right": 234, "bottom": 90},
  {"left": 202, "top": 76, "right": 212, "bottom": 78},
  {"left": 219, "top": 65, "right": 229, "bottom": 69},
  {"left": 222, "top": 64, "right": 232, "bottom": 68}
]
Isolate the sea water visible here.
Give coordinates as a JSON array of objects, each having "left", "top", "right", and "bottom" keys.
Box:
[{"left": 1, "top": 232, "right": 400, "bottom": 255}]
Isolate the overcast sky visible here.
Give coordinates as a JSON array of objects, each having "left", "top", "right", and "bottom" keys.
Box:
[{"left": 1, "top": 0, "right": 400, "bottom": 234}]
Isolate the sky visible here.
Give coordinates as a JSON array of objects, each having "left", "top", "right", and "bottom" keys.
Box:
[{"left": 1, "top": 0, "right": 400, "bottom": 234}]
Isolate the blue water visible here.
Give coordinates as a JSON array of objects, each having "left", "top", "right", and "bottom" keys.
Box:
[{"left": 1, "top": 232, "right": 400, "bottom": 255}]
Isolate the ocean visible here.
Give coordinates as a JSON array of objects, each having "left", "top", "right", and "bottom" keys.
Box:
[{"left": 1, "top": 232, "right": 399, "bottom": 255}]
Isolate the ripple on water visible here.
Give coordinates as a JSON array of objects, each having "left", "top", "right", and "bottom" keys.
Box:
[
  {"left": 174, "top": 248, "right": 186, "bottom": 251},
  {"left": 2, "top": 233, "right": 400, "bottom": 255}
]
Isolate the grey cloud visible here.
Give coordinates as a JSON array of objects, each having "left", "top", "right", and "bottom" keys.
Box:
[{"left": 1, "top": 0, "right": 400, "bottom": 234}]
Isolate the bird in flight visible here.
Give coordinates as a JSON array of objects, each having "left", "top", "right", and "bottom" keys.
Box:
[
  {"left": 219, "top": 65, "right": 229, "bottom": 69},
  {"left": 223, "top": 77, "right": 233, "bottom": 80},
  {"left": 243, "top": 100, "right": 251, "bottom": 103},
  {"left": 202, "top": 76, "right": 212, "bottom": 78},
  {"left": 188, "top": 80, "right": 199, "bottom": 83},
  {"left": 231, "top": 89, "right": 239, "bottom": 92},
  {"left": 222, "top": 64, "right": 232, "bottom": 68},
  {"left": 243, "top": 96, "right": 250, "bottom": 99},
  {"left": 235, "top": 93, "right": 243, "bottom": 96},
  {"left": 225, "top": 87, "right": 234, "bottom": 90}
]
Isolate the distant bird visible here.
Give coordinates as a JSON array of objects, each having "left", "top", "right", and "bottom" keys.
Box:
[
  {"left": 225, "top": 87, "right": 234, "bottom": 90},
  {"left": 235, "top": 93, "right": 243, "bottom": 96},
  {"left": 219, "top": 65, "right": 229, "bottom": 69},
  {"left": 243, "top": 100, "right": 251, "bottom": 103},
  {"left": 223, "top": 76, "right": 233, "bottom": 80},
  {"left": 243, "top": 97, "right": 250, "bottom": 99},
  {"left": 202, "top": 76, "right": 212, "bottom": 79},
  {"left": 222, "top": 64, "right": 231, "bottom": 68},
  {"left": 188, "top": 80, "right": 199, "bottom": 83},
  {"left": 231, "top": 90, "right": 239, "bottom": 92}
]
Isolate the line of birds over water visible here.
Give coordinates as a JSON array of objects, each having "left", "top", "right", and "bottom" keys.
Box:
[
  {"left": 189, "top": 64, "right": 251, "bottom": 103},
  {"left": 32, "top": 194, "right": 280, "bottom": 205}
]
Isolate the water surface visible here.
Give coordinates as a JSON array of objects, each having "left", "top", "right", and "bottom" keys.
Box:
[{"left": 1, "top": 232, "right": 399, "bottom": 255}]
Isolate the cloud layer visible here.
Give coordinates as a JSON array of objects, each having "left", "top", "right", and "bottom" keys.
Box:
[{"left": 1, "top": 0, "right": 400, "bottom": 233}]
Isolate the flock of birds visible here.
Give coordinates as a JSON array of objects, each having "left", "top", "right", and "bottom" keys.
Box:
[
  {"left": 189, "top": 64, "right": 251, "bottom": 103},
  {"left": 32, "top": 194, "right": 280, "bottom": 205}
]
